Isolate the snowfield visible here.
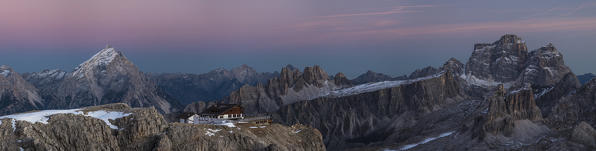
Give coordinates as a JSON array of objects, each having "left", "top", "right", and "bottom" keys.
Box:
[
  {"left": 399, "top": 131, "right": 455, "bottom": 150},
  {"left": 0, "top": 108, "right": 132, "bottom": 129},
  {"left": 205, "top": 128, "right": 222, "bottom": 136},
  {"left": 328, "top": 71, "right": 445, "bottom": 98}
]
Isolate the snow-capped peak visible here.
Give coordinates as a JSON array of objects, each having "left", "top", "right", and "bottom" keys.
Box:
[
  {"left": 72, "top": 47, "right": 122, "bottom": 78},
  {"left": 0, "top": 65, "right": 12, "bottom": 77}
]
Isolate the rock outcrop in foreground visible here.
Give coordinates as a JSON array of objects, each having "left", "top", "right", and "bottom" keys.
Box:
[{"left": 0, "top": 103, "right": 325, "bottom": 151}]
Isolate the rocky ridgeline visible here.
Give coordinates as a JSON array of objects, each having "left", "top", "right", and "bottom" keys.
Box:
[
  {"left": 0, "top": 103, "right": 325, "bottom": 151},
  {"left": 152, "top": 64, "right": 279, "bottom": 105},
  {"left": 216, "top": 65, "right": 350, "bottom": 114},
  {"left": 16, "top": 46, "right": 179, "bottom": 115},
  {"left": 464, "top": 34, "right": 579, "bottom": 92},
  {"left": 3, "top": 34, "right": 596, "bottom": 150}
]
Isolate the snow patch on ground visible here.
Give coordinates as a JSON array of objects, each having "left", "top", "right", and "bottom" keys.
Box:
[
  {"left": 0, "top": 108, "right": 131, "bottom": 129},
  {"left": 216, "top": 122, "right": 236, "bottom": 128},
  {"left": 82, "top": 110, "right": 131, "bottom": 129},
  {"left": 399, "top": 131, "right": 455, "bottom": 150},
  {"left": 0, "top": 109, "right": 79, "bottom": 124},
  {"left": 460, "top": 73, "right": 514, "bottom": 89},
  {"left": 249, "top": 126, "right": 258, "bottom": 129},
  {"left": 293, "top": 129, "right": 302, "bottom": 133},
  {"left": 509, "top": 84, "right": 532, "bottom": 94},
  {"left": 205, "top": 128, "right": 222, "bottom": 136},
  {"left": 535, "top": 87, "right": 554, "bottom": 99}
]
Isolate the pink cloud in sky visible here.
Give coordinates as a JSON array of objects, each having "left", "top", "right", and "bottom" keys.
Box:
[
  {"left": 1, "top": 0, "right": 596, "bottom": 53},
  {"left": 289, "top": 17, "right": 596, "bottom": 45},
  {"left": 0, "top": 0, "right": 311, "bottom": 48},
  {"left": 318, "top": 5, "right": 434, "bottom": 18}
]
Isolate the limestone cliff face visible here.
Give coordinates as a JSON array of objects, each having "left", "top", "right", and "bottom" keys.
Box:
[
  {"left": 464, "top": 35, "right": 578, "bottom": 88},
  {"left": 570, "top": 122, "right": 596, "bottom": 148},
  {"left": 519, "top": 43, "right": 578, "bottom": 87},
  {"left": 535, "top": 72, "right": 580, "bottom": 116},
  {"left": 274, "top": 71, "right": 465, "bottom": 149},
  {"left": 549, "top": 78, "right": 596, "bottom": 129},
  {"left": 466, "top": 34, "right": 529, "bottom": 82},
  {"left": 0, "top": 103, "right": 326, "bottom": 151},
  {"left": 223, "top": 65, "right": 340, "bottom": 114},
  {"left": 478, "top": 85, "right": 543, "bottom": 137}
]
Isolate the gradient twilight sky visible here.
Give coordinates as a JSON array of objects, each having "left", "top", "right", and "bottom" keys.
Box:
[{"left": 1, "top": 0, "right": 596, "bottom": 78}]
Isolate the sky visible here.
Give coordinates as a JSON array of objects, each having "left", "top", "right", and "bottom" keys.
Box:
[{"left": 1, "top": 0, "right": 596, "bottom": 78}]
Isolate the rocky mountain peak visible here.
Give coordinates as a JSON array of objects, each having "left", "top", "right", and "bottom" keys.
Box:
[
  {"left": 301, "top": 65, "right": 329, "bottom": 83},
  {"left": 279, "top": 65, "right": 301, "bottom": 86},
  {"left": 0, "top": 65, "right": 13, "bottom": 77},
  {"left": 230, "top": 64, "right": 257, "bottom": 82},
  {"left": 284, "top": 64, "right": 299, "bottom": 71},
  {"left": 474, "top": 83, "right": 543, "bottom": 138},
  {"left": 495, "top": 34, "right": 524, "bottom": 45},
  {"left": 409, "top": 66, "right": 440, "bottom": 79},
  {"left": 291, "top": 65, "right": 330, "bottom": 91},
  {"left": 466, "top": 34, "right": 530, "bottom": 82},
  {"left": 333, "top": 72, "right": 351, "bottom": 87},
  {"left": 334, "top": 72, "right": 346, "bottom": 79},
  {"left": 533, "top": 43, "right": 563, "bottom": 62},
  {"left": 442, "top": 58, "right": 464, "bottom": 75},
  {"left": 39, "top": 46, "right": 178, "bottom": 113},
  {"left": 351, "top": 70, "right": 393, "bottom": 84},
  {"left": 72, "top": 47, "right": 129, "bottom": 78},
  {"left": 519, "top": 42, "right": 576, "bottom": 87},
  {"left": 496, "top": 84, "right": 506, "bottom": 96}
]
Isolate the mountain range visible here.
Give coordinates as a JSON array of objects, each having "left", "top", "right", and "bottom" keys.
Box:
[
  {"left": 577, "top": 73, "right": 596, "bottom": 85},
  {"left": 2, "top": 34, "right": 596, "bottom": 150}
]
